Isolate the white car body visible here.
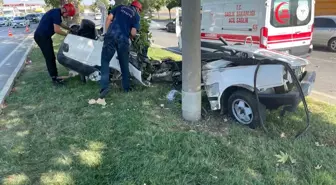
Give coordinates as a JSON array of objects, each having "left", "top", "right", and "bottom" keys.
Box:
[
  {"left": 176, "top": 0, "right": 314, "bottom": 58},
  {"left": 94, "top": 13, "right": 102, "bottom": 20},
  {"left": 58, "top": 34, "right": 147, "bottom": 86}
]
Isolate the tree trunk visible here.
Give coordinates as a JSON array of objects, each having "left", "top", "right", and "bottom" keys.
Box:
[
  {"left": 157, "top": 10, "right": 160, "bottom": 19},
  {"left": 168, "top": 9, "right": 171, "bottom": 20}
]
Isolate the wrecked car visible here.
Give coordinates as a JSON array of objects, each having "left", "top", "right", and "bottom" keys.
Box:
[{"left": 57, "top": 19, "right": 316, "bottom": 129}]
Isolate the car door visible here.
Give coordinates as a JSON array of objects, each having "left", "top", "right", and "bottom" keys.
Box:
[{"left": 313, "top": 18, "right": 335, "bottom": 46}]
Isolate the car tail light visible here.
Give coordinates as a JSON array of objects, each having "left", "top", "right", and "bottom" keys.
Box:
[{"left": 260, "top": 27, "right": 268, "bottom": 49}]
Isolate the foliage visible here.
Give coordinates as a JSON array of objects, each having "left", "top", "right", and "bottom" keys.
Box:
[
  {"left": 166, "top": 0, "right": 180, "bottom": 9},
  {"left": 44, "top": 0, "right": 61, "bottom": 8},
  {"left": 166, "top": 0, "right": 180, "bottom": 19},
  {"left": 90, "top": 0, "right": 110, "bottom": 12},
  {"left": 152, "top": 0, "right": 166, "bottom": 11},
  {"left": 132, "top": 11, "right": 152, "bottom": 54}
]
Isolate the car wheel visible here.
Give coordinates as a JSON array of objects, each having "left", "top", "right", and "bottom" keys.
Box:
[
  {"left": 227, "top": 90, "right": 266, "bottom": 129},
  {"left": 328, "top": 38, "right": 336, "bottom": 52}
]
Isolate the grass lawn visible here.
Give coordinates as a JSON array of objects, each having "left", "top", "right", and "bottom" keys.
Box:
[{"left": 0, "top": 36, "right": 336, "bottom": 185}]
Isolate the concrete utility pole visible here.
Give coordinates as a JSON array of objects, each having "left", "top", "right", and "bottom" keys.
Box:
[{"left": 181, "top": 0, "right": 201, "bottom": 121}]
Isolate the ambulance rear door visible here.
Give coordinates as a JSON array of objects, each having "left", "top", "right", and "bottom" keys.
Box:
[
  {"left": 201, "top": 0, "right": 261, "bottom": 50},
  {"left": 266, "top": 0, "right": 313, "bottom": 56},
  {"left": 200, "top": 1, "right": 224, "bottom": 51}
]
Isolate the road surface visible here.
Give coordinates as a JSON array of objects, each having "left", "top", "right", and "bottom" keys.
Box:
[
  {"left": 149, "top": 20, "right": 336, "bottom": 104},
  {"left": 0, "top": 24, "right": 36, "bottom": 104}
]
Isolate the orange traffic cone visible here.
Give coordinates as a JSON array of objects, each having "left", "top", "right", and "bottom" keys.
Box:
[
  {"left": 25, "top": 25, "right": 29, "bottom": 33},
  {"left": 8, "top": 28, "right": 12, "bottom": 37}
]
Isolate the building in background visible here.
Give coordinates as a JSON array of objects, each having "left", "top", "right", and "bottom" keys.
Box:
[
  {"left": 315, "top": 0, "right": 336, "bottom": 16},
  {"left": 1, "top": 1, "right": 44, "bottom": 17}
]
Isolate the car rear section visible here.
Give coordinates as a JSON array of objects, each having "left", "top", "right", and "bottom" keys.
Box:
[{"left": 262, "top": 0, "right": 314, "bottom": 58}]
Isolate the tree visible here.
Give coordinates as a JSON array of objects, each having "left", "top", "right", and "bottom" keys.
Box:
[
  {"left": 166, "top": 0, "right": 180, "bottom": 20},
  {"left": 152, "top": 0, "right": 165, "bottom": 18},
  {"left": 43, "top": 0, "right": 82, "bottom": 25}
]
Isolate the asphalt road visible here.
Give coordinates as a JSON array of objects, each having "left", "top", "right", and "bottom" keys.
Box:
[
  {"left": 149, "top": 20, "right": 336, "bottom": 104},
  {"left": 0, "top": 24, "right": 36, "bottom": 103}
]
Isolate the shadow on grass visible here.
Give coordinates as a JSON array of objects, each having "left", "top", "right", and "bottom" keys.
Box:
[{"left": 0, "top": 38, "right": 336, "bottom": 185}]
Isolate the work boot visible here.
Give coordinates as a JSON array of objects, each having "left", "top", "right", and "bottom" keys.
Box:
[
  {"left": 99, "top": 88, "right": 110, "bottom": 99},
  {"left": 52, "top": 77, "right": 65, "bottom": 86}
]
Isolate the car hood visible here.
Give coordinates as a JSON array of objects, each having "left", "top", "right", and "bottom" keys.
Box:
[{"left": 222, "top": 45, "right": 309, "bottom": 67}]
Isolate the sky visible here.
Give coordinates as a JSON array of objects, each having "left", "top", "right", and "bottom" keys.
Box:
[
  {"left": 4, "top": 0, "right": 45, "bottom": 4},
  {"left": 3, "top": 0, "right": 95, "bottom": 5}
]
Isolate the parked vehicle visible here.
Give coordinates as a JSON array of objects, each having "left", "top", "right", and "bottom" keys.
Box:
[
  {"left": 57, "top": 19, "right": 316, "bottom": 128},
  {"left": 312, "top": 15, "right": 336, "bottom": 52},
  {"left": 166, "top": 21, "right": 176, "bottom": 32},
  {"left": 25, "top": 13, "right": 39, "bottom": 23},
  {"left": 94, "top": 13, "right": 102, "bottom": 20},
  {"left": 0, "top": 17, "right": 7, "bottom": 26},
  {"left": 12, "top": 16, "right": 30, "bottom": 28},
  {"left": 5, "top": 17, "right": 13, "bottom": 26},
  {"left": 36, "top": 13, "right": 44, "bottom": 22},
  {"left": 166, "top": 17, "right": 181, "bottom": 33},
  {"left": 177, "top": 0, "right": 314, "bottom": 58}
]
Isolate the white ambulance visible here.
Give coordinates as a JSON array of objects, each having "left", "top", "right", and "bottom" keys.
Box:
[{"left": 176, "top": 0, "right": 314, "bottom": 58}]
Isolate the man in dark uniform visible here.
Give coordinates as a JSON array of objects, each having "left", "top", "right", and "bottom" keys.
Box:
[
  {"left": 34, "top": 3, "right": 76, "bottom": 85},
  {"left": 99, "top": 0, "right": 142, "bottom": 98}
]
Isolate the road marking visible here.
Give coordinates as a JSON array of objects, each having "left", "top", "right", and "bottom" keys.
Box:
[{"left": 0, "top": 34, "right": 33, "bottom": 69}]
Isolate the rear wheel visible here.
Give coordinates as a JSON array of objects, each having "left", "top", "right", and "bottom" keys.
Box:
[
  {"left": 328, "top": 38, "right": 336, "bottom": 52},
  {"left": 227, "top": 90, "right": 266, "bottom": 129}
]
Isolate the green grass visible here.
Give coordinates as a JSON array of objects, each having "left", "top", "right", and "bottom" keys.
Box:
[
  {"left": 148, "top": 47, "right": 182, "bottom": 61},
  {"left": 0, "top": 36, "right": 336, "bottom": 185}
]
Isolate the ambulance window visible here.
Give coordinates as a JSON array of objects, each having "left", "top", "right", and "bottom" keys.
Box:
[{"left": 270, "top": 0, "right": 312, "bottom": 27}]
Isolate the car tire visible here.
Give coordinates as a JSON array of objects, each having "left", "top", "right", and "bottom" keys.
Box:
[
  {"left": 328, "top": 38, "right": 336, "bottom": 52},
  {"left": 227, "top": 90, "right": 266, "bottom": 129}
]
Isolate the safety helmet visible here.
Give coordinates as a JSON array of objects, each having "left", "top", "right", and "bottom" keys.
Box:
[
  {"left": 131, "top": 1, "right": 142, "bottom": 12},
  {"left": 63, "top": 3, "right": 76, "bottom": 17}
]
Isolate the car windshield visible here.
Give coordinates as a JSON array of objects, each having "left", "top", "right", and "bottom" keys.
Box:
[
  {"left": 270, "top": 0, "right": 312, "bottom": 27},
  {"left": 14, "top": 17, "right": 25, "bottom": 20},
  {"left": 0, "top": 17, "right": 4, "bottom": 20}
]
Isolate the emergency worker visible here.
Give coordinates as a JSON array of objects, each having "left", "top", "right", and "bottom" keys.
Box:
[
  {"left": 34, "top": 3, "right": 76, "bottom": 85},
  {"left": 99, "top": 1, "right": 142, "bottom": 98}
]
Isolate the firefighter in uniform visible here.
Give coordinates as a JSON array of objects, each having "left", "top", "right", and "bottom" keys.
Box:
[
  {"left": 99, "top": 1, "right": 142, "bottom": 98},
  {"left": 34, "top": 3, "right": 76, "bottom": 85}
]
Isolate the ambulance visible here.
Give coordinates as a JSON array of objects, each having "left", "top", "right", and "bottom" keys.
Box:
[{"left": 176, "top": 0, "right": 315, "bottom": 58}]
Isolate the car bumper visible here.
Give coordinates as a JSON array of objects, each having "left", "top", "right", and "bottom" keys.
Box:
[{"left": 258, "top": 71, "right": 316, "bottom": 110}]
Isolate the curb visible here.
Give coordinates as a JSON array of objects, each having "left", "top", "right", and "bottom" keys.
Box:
[{"left": 0, "top": 39, "right": 35, "bottom": 106}]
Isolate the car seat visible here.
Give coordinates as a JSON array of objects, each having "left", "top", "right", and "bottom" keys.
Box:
[{"left": 77, "top": 19, "right": 97, "bottom": 40}]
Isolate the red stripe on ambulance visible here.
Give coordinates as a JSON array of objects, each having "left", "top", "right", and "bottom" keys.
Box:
[{"left": 201, "top": 31, "right": 312, "bottom": 46}]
